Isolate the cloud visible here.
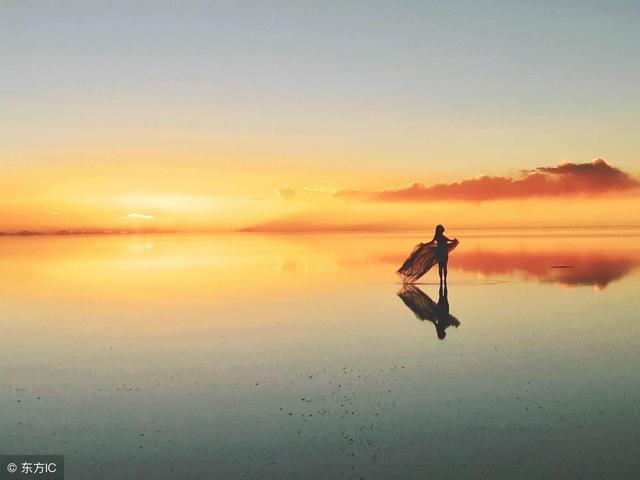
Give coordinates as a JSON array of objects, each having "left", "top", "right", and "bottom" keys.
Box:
[
  {"left": 303, "top": 185, "right": 338, "bottom": 195},
  {"left": 336, "top": 159, "right": 640, "bottom": 202},
  {"left": 275, "top": 188, "right": 296, "bottom": 200},
  {"left": 125, "top": 213, "right": 154, "bottom": 220}
]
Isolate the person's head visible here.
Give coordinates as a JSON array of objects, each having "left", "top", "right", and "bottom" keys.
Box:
[
  {"left": 435, "top": 224, "right": 445, "bottom": 237},
  {"left": 437, "top": 327, "right": 447, "bottom": 340}
]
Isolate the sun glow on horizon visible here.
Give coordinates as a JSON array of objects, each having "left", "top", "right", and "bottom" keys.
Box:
[
  {"left": 125, "top": 213, "right": 154, "bottom": 220},
  {"left": 0, "top": 155, "right": 639, "bottom": 233}
]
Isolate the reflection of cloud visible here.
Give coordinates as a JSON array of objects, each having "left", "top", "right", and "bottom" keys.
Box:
[
  {"left": 336, "top": 159, "right": 640, "bottom": 202},
  {"left": 126, "top": 213, "right": 154, "bottom": 220},
  {"left": 454, "top": 249, "right": 639, "bottom": 289},
  {"left": 275, "top": 188, "right": 296, "bottom": 200},
  {"left": 128, "top": 241, "right": 155, "bottom": 252},
  {"left": 277, "top": 258, "right": 298, "bottom": 272},
  {"left": 359, "top": 248, "right": 640, "bottom": 289}
]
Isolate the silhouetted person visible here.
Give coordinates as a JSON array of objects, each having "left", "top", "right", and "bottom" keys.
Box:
[
  {"left": 397, "top": 284, "right": 460, "bottom": 341},
  {"left": 397, "top": 225, "right": 459, "bottom": 283},
  {"left": 430, "top": 224, "right": 457, "bottom": 285}
]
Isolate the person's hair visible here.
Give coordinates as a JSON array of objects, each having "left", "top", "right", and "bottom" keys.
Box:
[{"left": 435, "top": 224, "right": 445, "bottom": 237}]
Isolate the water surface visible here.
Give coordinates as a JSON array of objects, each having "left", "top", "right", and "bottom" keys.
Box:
[{"left": 1, "top": 230, "right": 639, "bottom": 479}]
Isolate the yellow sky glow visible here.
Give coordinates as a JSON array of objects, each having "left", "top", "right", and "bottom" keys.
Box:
[{"left": 1, "top": 157, "right": 639, "bottom": 232}]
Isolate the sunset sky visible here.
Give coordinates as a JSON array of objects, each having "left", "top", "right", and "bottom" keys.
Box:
[{"left": 2, "top": 1, "right": 639, "bottom": 232}]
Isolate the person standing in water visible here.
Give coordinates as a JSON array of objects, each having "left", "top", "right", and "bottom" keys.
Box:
[
  {"left": 397, "top": 224, "right": 459, "bottom": 283},
  {"left": 431, "top": 224, "right": 457, "bottom": 285}
]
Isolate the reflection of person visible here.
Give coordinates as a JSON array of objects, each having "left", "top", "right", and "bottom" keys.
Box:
[
  {"left": 435, "top": 284, "right": 451, "bottom": 339},
  {"left": 397, "top": 284, "right": 460, "bottom": 341},
  {"left": 430, "top": 225, "right": 458, "bottom": 285}
]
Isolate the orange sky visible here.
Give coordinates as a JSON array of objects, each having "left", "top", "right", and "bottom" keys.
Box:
[{"left": 1, "top": 157, "right": 639, "bottom": 233}]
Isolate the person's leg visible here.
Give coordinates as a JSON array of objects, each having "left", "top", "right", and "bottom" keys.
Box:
[
  {"left": 443, "top": 260, "right": 448, "bottom": 284},
  {"left": 438, "top": 262, "right": 444, "bottom": 284}
]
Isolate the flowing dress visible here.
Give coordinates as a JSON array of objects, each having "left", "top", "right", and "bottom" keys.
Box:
[{"left": 396, "top": 238, "right": 459, "bottom": 283}]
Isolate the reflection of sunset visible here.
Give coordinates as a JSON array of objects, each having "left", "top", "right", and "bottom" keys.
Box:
[{"left": 2, "top": 230, "right": 639, "bottom": 312}]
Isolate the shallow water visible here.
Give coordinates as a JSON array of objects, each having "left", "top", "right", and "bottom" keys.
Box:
[{"left": 1, "top": 230, "right": 639, "bottom": 479}]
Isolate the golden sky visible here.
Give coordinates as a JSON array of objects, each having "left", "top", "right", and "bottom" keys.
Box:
[
  {"left": 2, "top": 157, "right": 639, "bottom": 232},
  {"left": 1, "top": 2, "right": 639, "bottom": 232}
]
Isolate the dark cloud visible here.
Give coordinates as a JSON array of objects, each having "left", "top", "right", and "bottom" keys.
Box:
[{"left": 336, "top": 159, "right": 639, "bottom": 202}]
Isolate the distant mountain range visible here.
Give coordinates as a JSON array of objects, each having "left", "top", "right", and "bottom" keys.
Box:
[{"left": 0, "top": 230, "right": 44, "bottom": 236}]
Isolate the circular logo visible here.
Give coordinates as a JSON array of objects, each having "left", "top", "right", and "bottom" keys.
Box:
[{"left": 7, "top": 462, "right": 18, "bottom": 473}]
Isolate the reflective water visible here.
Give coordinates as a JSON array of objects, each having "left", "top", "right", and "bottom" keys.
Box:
[{"left": 1, "top": 230, "right": 639, "bottom": 479}]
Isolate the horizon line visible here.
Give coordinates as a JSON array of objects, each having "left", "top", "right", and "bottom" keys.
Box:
[{"left": 2, "top": 224, "right": 640, "bottom": 237}]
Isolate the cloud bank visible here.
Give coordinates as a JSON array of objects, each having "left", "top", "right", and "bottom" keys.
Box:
[{"left": 336, "top": 159, "right": 639, "bottom": 202}]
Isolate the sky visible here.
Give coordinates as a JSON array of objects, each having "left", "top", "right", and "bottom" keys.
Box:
[{"left": 1, "top": 1, "right": 639, "bottom": 232}]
